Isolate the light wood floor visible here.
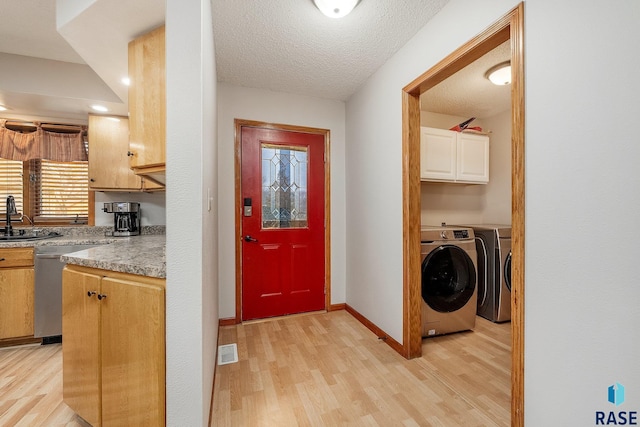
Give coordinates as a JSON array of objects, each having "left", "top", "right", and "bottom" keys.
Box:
[
  {"left": 0, "top": 310, "right": 510, "bottom": 426},
  {"left": 0, "top": 342, "right": 88, "bottom": 426},
  {"left": 212, "top": 310, "right": 511, "bottom": 426}
]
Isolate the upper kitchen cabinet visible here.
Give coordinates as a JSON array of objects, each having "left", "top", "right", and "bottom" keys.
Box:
[
  {"left": 420, "top": 127, "right": 489, "bottom": 184},
  {"left": 88, "top": 114, "right": 163, "bottom": 191},
  {"left": 128, "top": 25, "right": 166, "bottom": 186}
]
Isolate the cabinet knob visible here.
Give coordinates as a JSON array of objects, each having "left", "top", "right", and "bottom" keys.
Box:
[
  {"left": 97, "top": 294, "right": 107, "bottom": 300},
  {"left": 90, "top": 178, "right": 95, "bottom": 182},
  {"left": 0, "top": 258, "right": 4, "bottom": 262},
  {"left": 127, "top": 151, "right": 135, "bottom": 157},
  {"left": 87, "top": 291, "right": 97, "bottom": 297}
]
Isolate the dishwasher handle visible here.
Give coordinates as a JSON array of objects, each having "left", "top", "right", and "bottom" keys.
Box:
[{"left": 35, "top": 254, "right": 65, "bottom": 260}]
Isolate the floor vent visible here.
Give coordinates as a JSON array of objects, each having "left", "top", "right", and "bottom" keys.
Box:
[{"left": 218, "top": 343, "right": 238, "bottom": 365}]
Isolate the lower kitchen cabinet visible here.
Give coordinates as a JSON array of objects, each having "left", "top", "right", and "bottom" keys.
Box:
[
  {"left": 62, "top": 265, "right": 165, "bottom": 426},
  {"left": 0, "top": 248, "right": 34, "bottom": 340}
]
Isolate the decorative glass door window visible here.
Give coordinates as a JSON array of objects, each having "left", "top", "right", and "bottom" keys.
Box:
[{"left": 261, "top": 144, "right": 308, "bottom": 229}]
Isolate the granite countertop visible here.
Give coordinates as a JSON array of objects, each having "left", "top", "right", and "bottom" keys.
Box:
[
  {"left": 0, "top": 226, "right": 166, "bottom": 278},
  {"left": 61, "top": 235, "right": 166, "bottom": 278}
]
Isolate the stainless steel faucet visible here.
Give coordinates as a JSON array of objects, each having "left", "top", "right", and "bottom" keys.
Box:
[{"left": 5, "top": 195, "right": 17, "bottom": 236}]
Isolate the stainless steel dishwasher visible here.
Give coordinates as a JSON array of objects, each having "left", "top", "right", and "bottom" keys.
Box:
[{"left": 34, "top": 244, "right": 101, "bottom": 342}]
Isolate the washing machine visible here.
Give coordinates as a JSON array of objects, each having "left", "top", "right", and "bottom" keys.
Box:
[
  {"left": 465, "top": 224, "right": 512, "bottom": 322},
  {"left": 421, "top": 225, "right": 478, "bottom": 337}
]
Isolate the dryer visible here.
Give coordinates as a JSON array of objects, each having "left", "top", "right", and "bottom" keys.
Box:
[
  {"left": 466, "top": 224, "right": 512, "bottom": 322},
  {"left": 421, "top": 225, "right": 478, "bottom": 337}
]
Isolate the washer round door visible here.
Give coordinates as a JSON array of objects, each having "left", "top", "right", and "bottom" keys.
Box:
[
  {"left": 422, "top": 245, "right": 476, "bottom": 313},
  {"left": 504, "top": 251, "right": 512, "bottom": 291}
]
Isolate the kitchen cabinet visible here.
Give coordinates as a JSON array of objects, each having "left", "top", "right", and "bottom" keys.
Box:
[
  {"left": 420, "top": 126, "right": 489, "bottom": 184},
  {"left": 62, "top": 265, "right": 165, "bottom": 426},
  {"left": 128, "top": 25, "right": 166, "bottom": 185},
  {"left": 0, "top": 248, "right": 34, "bottom": 340},
  {"left": 88, "top": 114, "right": 163, "bottom": 191}
]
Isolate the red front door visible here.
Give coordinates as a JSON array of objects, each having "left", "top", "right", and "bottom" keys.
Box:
[{"left": 240, "top": 126, "right": 326, "bottom": 321}]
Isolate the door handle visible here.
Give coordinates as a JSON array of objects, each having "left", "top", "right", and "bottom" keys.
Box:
[{"left": 244, "top": 235, "right": 258, "bottom": 243}]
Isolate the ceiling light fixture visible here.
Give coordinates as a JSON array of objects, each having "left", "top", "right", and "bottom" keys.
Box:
[
  {"left": 485, "top": 61, "right": 511, "bottom": 85},
  {"left": 313, "top": 0, "right": 359, "bottom": 18},
  {"left": 121, "top": 77, "right": 131, "bottom": 86},
  {"left": 0, "top": 105, "right": 7, "bottom": 111},
  {"left": 91, "top": 104, "right": 109, "bottom": 112}
]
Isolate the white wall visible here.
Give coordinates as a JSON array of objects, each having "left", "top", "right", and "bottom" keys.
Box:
[
  {"left": 345, "top": 0, "right": 520, "bottom": 343},
  {"left": 217, "top": 83, "right": 347, "bottom": 319},
  {"left": 481, "top": 109, "right": 511, "bottom": 224},
  {"left": 94, "top": 191, "right": 166, "bottom": 225},
  {"left": 525, "top": 0, "right": 640, "bottom": 425},
  {"left": 347, "top": 0, "right": 640, "bottom": 424},
  {"left": 165, "top": 0, "right": 218, "bottom": 425}
]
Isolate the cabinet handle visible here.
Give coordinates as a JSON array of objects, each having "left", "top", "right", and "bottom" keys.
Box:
[
  {"left": 87, "top": 291, "right": 97, "bottom": 297},
  {"left": 97, "top": 294, "right": 107, "bottom": 300}
]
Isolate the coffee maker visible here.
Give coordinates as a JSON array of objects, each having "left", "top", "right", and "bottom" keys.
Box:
[{"left": 103, "top": 202, "right": 141, "bottom": 236}]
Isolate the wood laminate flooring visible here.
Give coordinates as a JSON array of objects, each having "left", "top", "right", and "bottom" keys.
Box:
[
  {"left": 212, "top": 310, "right": 511, "bottom": 426},
  {"left": 0, "top": 342, "right": 88, "bottom": 426},
  {"left": 0, "top": 310, "right": 510, "bottom": 426}
]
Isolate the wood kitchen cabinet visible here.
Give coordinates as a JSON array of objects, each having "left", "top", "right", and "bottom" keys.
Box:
[
  {"left": 0, "top": 248, "right": 34, "bottom": 340},
  {"left": 88, "top": 114, "right": 162, "bottom": 191},
  {"left": 420, "top": 126, "right": 489, "bottom": 183},
  {"left": 128, "top": 25, "right": 166, "bottom": 185},
  {"left": 62, "top": 265, "right": 165, "bottom": 426}
]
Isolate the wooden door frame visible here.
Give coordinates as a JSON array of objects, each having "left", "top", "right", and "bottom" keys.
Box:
[
  {"left": 233, "top": 119, "right": 332, "bottom": 322},
  {"left": 401, "top": 3, "right": 525, "bottom": 426}
]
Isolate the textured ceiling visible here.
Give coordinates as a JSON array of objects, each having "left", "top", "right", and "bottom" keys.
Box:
[
  {"left": 421, "top": 41, "right": 511, "bottom": 119},
  {"left": 0, "top": 0, "right": 509, "bottom": 123},
  {"left": 212, "top": 0, "right": 450, "bottom": 101}
]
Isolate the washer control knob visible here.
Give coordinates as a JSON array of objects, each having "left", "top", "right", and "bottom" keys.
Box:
[{"left": 440, "top": 231, "right": 447, "bottom": 239}]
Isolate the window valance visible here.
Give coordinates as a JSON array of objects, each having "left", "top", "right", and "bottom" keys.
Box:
[{"left": 0, "top": 119, "right": 88, "bottom": 162}]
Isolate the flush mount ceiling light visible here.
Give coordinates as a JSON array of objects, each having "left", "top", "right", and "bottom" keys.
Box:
[
  {"left": 485, "top": 61, "right": 511, "bottom": 85},
  {"left": 313, "top": 0, "right": 360, "bottom": 18},
  {"left": 0, "top": 105, "right": 8, "bottom": 111}
]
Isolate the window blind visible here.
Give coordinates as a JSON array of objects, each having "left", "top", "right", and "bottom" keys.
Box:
[
  {"left": 0, "top": 158, "right": 24, "bottom": 214},
  {"left": 30, "top": 159, "right": 88, "bottom": 220}
]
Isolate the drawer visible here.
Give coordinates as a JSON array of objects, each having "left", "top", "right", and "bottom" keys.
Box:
[{"left": 0, "top": 248, "right": 34, "bottom": 268}]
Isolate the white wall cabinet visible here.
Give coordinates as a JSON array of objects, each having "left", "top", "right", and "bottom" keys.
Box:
[{"left": 420, "top": 127, "right": 489, "bottom": 184}]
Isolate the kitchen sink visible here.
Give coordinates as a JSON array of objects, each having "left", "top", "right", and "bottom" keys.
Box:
[{"left": 0, "top": 232, "right": 63, "bottom": 241}]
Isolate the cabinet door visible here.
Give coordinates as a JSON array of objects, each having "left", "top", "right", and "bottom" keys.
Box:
[
  {"left": 420, "top": 127, "right": 457, "bottom": 181},
  {"left": 456, "top": 132, "right": 489, "bottom": 183},
  {"left": 100, "top": 277, "right": 165, "bottom": 426},
  {"left": 88, "top": 114, "right": 143, "bottom": 191},
  {"left": 0, "top": 268, "right": 34, "bottom": 339},
  {"left": 142, "top": 177, "right": 164, "bottom": 191},
  {"left": 128, "top": 25, "right": 166, "bottom": 170},
  {"left": 62, "top": 268, "right": 102, "bottom": 427}
]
